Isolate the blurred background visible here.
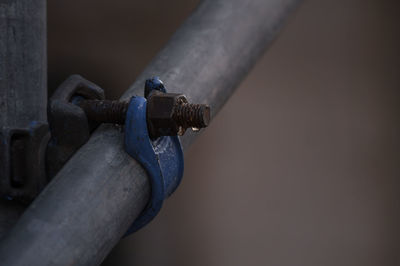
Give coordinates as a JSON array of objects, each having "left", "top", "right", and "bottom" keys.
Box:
[{"left": 48, "top": 0, "right": 400, "bottom": 265}]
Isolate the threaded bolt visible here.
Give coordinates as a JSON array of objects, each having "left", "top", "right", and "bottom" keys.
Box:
[
  {"left": 173, "top": 103, "right": 210, "bottom": 130},
  {"left": 77, "top": 99, "right": 129, "bottom": 124},
  {"left": 75, "top": 98, "right": 210, "bottom": 137}
]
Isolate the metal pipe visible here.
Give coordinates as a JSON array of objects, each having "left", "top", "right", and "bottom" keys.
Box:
[
  {"left": 0, "top": 0, "right": 47, "bottom": 237},
  {"left": 0, "top": 0, "right": 47, "bottom": 127},
  {"left": 0, "top": 0, "right": 301, "bottom": 265}
]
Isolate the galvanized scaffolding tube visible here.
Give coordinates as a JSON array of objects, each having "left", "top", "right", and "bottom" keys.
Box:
[
  {"left": 0, "top": 0, "right": 47, "bottom": 237},
  {"left": 0, "top": 0, "right": 301, "bottom": 265}
]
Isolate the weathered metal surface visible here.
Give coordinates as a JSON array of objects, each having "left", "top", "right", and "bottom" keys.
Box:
[
  {"left": 0, "top": 122, "right": 49, "bottom": 203},
  {"left": 124, "top": 94, "right": 184, "bottom": 234},
  {"left": 0, "top": 0, "right": 47, "bottom": 127},
  {"left": 77, "top": 99, "right": 129, "bottom": 124},
  {"left": 0, "top": 0, "right": 302, "bottom": 265},
  {"left": 46, "top": 75, "right": 105, "bottom": 178},
  {"left": 143, "top": 77, "right": 210, "bottom": 138},
  {"left": 0, "top": 0, "right": 47, "bottom": 227},
  {"left": 76, "top": 77, "right": 210, "bottom": 139}
]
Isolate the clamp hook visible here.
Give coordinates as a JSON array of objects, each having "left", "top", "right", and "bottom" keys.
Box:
[{"left": 124, "top": 93, "right": 184, "bottom": 233}]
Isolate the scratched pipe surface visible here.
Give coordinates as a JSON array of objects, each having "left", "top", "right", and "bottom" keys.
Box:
[
  {"left": 0, "top": 0, "right": 301, "bottom": 265},
  {"left": 0, "top": 0, "right": 47, "bottom": 237}
]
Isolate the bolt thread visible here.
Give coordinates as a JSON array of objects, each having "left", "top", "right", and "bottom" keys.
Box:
[
  {"left": 78, "top": 100, "right": 128, "bottom": 124},
  {"left": 173, "top": 103, "right": 210, "bottom": 129}
]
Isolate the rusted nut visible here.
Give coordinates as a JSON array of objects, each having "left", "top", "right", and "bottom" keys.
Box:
[
  {"left": 146, "top": 92, "right": 188, "bottom": 138},
  {"left": 146, "top": 91, "right": 210, "bottom": 139}
]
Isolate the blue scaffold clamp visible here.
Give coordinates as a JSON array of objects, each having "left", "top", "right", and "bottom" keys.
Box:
[{"left": 124, "top": 77, "right": 184, "bottom": 235}]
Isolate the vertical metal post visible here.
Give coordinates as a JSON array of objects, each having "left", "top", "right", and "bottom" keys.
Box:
[
  {"left": 0, "top": 0, "right": 47, "bottom": 126},
  {"left": 0, "top": 0, "right": 47, "bottom": 236}
]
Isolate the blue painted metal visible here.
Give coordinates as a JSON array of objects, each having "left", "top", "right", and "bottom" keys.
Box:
[
  {"left": 144, "top": 77, "right": 167, "bottom": 98},
  {"left": 124, "top": 78, "right": 184, "bottom": 234}
]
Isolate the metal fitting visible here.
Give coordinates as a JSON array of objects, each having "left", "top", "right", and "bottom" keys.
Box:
[
  {"left": 76, "top": 78, "right": 210, "bottom": 139},
  {"left": 146, "top": 91, "right": 210, "bottom": 138},
  {"left": 75, "top": 99, "right": 129, "bottom": 125}
]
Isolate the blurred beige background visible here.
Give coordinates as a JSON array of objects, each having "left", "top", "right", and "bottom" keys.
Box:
[{"left": 48, "top": 0, "right": 400, "bottom": 265}]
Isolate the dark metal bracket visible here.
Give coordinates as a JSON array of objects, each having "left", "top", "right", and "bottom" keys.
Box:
[
  {"left": 46, "top": 75, "right": 105, "bottom": 179},
  {"left": 0, "top": 75, "right": 105, "bottom": 203},
  {"left": 0, "top": 123, "right": 49, "bottom": 204}
]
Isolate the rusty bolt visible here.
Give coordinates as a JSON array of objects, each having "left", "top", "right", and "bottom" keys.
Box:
[
  {"left": 75, "top": 92, "right": 210, "bottom": 139},
  {"left": 76, "top": 99, "right": 129, "bottom": 124}
]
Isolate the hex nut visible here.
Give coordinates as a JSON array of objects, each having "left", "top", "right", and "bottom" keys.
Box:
[{"left": 146, "top": 92, "right": 188, "bottom": 138}]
